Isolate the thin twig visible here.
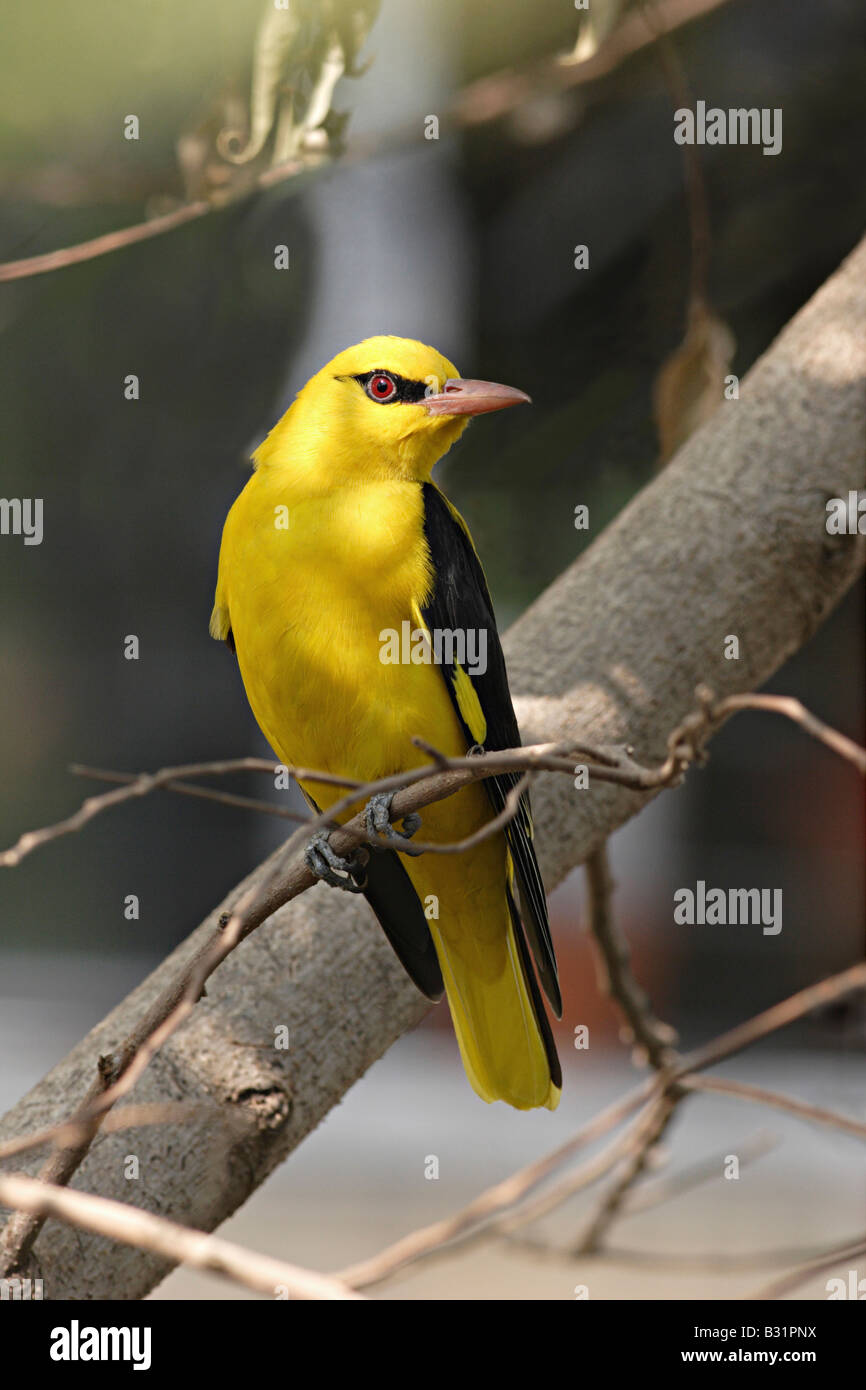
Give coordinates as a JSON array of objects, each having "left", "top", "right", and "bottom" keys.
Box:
[
  {"left": 585, "top": 842, "right": 679, "bottom": 1068},
  {"left": 483, "top": 1100, "right": 667, "bottom": 1245},
  {"left": 639, "top": 0, "right": 711, "bottom": 309},
  {"left": 576, "top": 839, "right": 680, "bottom": 1250},
  {"left": 0, "top": 1103, "right": 204, "bottom": 1164},
  {"left": 504, "top": 1234, "right": 849, "bottom": 1273},
  {"left": 680, "top": 1075, "right": 866, "bottom": 1142},
  {"left": 71, "top": 764, "right": 310, "bottom": 826},
  {"left": 0, "top": 197, "right": 213, "bottom": 283},
  {"left": 677, "top": 962, "right": 866, "bottom": 1077},
  {"left": 0, "top": 757, "right": 283, "bottom": 867},
  {"left": 622, "top": 1129, "right": 778, "bottom": 1214},
  {"left": 401, "top": 771, "right": 534, "bottom": 856},
  {"left": 709, "top": 692, "right": 866, "bottom": 774},
  {"left": 572, "top": 1090, "right": 682, "bottom": 1254},
  {"left": 749, "top": 1235, "right": 866, "bottom": 1302},
  {"left": 0, "top": 1173, "right": 364, "bottom": 1301},
  {"left": 499, "top": 972, "right": 866, "bottom": 1250}
]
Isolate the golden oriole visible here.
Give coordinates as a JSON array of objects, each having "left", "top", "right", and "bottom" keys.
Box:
[{"left": 211, "top": 336, "right": 561, "bottom": 1109}]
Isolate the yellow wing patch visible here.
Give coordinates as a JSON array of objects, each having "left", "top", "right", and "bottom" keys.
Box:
[
  {"left": 452, "top": 662, "right": 487, "bottom": 746},
  {"left": 409, "top": 601, "right": 487, "bottom": 748}
]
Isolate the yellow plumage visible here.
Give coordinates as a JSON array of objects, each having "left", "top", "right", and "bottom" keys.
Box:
[{"left": 212, "top": 336, "right": 560, "bottom": 1110}]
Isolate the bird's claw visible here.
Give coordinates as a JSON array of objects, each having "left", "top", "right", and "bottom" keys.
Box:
[
  {"left": 365, "top": 792, "right": 423, "bottom": 854},
  {"left": 304, "top": 832, "right": 368, "bottom": 893}
]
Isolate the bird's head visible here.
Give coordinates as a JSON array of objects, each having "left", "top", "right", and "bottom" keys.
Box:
[{"left": 253, "top": 335, "right": 531, "bottom": 486}]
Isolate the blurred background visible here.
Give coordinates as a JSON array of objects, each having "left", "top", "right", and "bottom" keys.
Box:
[{"left": 0, "top": 0, "right": 863, "bottom": 1299}]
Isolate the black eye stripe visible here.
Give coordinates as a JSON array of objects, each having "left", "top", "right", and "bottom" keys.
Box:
[{"left": 347, "top": 370, "right": 432, "bottom": 405}]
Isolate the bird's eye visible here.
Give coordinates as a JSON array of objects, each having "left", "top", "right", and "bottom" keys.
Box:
[{"left": 367, "top": 372, "right": 397, "bottom": 403}]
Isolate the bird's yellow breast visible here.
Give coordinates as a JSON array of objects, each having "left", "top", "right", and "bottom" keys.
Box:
[{"left": 215, "top": 470, "right": 470, "bottom": 801}]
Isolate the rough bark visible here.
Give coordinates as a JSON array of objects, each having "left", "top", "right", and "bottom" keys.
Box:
[{"left": 1, "top": 235, "right": 864, "bottom": 1300}]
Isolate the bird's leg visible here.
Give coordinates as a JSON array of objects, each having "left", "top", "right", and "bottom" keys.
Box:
[
  {"left": 305, "top": 793, "right": 422, "bottom": 892},
  {"left": 365, "top": 792, "right": 423, "bottom": 855},
  {"left": 304, "top": 832, "right": 369, "bottom": 893}
]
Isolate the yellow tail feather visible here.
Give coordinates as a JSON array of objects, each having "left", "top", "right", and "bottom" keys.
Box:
[{"left": 428, "top": 902, "right": 560, "bottom": 1111}]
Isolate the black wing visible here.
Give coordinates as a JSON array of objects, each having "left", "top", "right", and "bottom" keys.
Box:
[
  {"left": 362, "top": 853, "right": 444, "bottom": 1000},
  {"left": 419, "top": 482, "right": 561, "bottom": 1016}
]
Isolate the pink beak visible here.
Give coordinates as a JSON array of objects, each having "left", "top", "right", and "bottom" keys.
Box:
[{"left": 424, "top": 378, "right": 532, "bottom": 417}]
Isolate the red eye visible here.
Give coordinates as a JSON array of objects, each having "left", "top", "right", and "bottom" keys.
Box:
[{"left": 368, "top": 372, "right": 397, "bottom": 402}]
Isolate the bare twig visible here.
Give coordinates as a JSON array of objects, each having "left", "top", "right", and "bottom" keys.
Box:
[
  {"left": 572, "top": 1091, "right": 682, "bottom": 1254},
  {"left": 749, "top": 1236, "right": 866, "bottom": 1302},
  {"left": 563, "top": 683, "right": 866, "bottom": 1254},
  {"left": 0, "top": 757, "right": 283, "bottom": 867},
  {"left": 577, "top": 838, "right": 680, "bottom": 1250},
  {"left": 622, "top": 1129, "right": 778, "bottom": 1214},
  {"left": 566, "top": 690, "right": 865, "bottom": 1259},
  {"left": 403, "top": 771, "right": 534, "bottom": 856},
  {"left": 0, "top": 867, "right": 272, "bottom": 1270},
  {"left": 708, "top": 692, "right": 866, "bottom": 774},
  {"left": 71, "top": 764, "right": 310, "bottom": 826},
  {"left": 0, "top": 197, "right": 215, "bottom": 283},
  {"left": 638, "top": 0, "right": 711, "bottom": 310},
  {"left": 680, "top": 1076, "right": 866, "bottom": 1142},
  {"left": 0, "top": 1173, "right": 364, "bottom": 1301},
  {"left": 585, "top": 843, "right": 679, "bottom": 1068},
  {"left": 504, "top": 1235, "right": 848, "bottom": 1273},
  {"left": 678, "top": 962, "right": 866, "bottom": 1077},
  {"left": 453, "top": 0, "right": 731, "bottom": 124},
  {"left": 479, "top": 1094, "right": 669, "bottom": 1244},
  {"left": 0, "top": 1103, "right": 204, "bottom": 1164}
]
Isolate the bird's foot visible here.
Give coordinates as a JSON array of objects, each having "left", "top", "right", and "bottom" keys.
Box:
[
  {"left": 304, "top": 832, "right": 369, "bottom": 893},
  {"left": 365, "top": 792, "right": 423, "bottom": 855}
]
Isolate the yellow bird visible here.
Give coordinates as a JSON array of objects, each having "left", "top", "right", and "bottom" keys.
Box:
[{"left": 211, "top": 336, "right": 561, "bottom": 1110}]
